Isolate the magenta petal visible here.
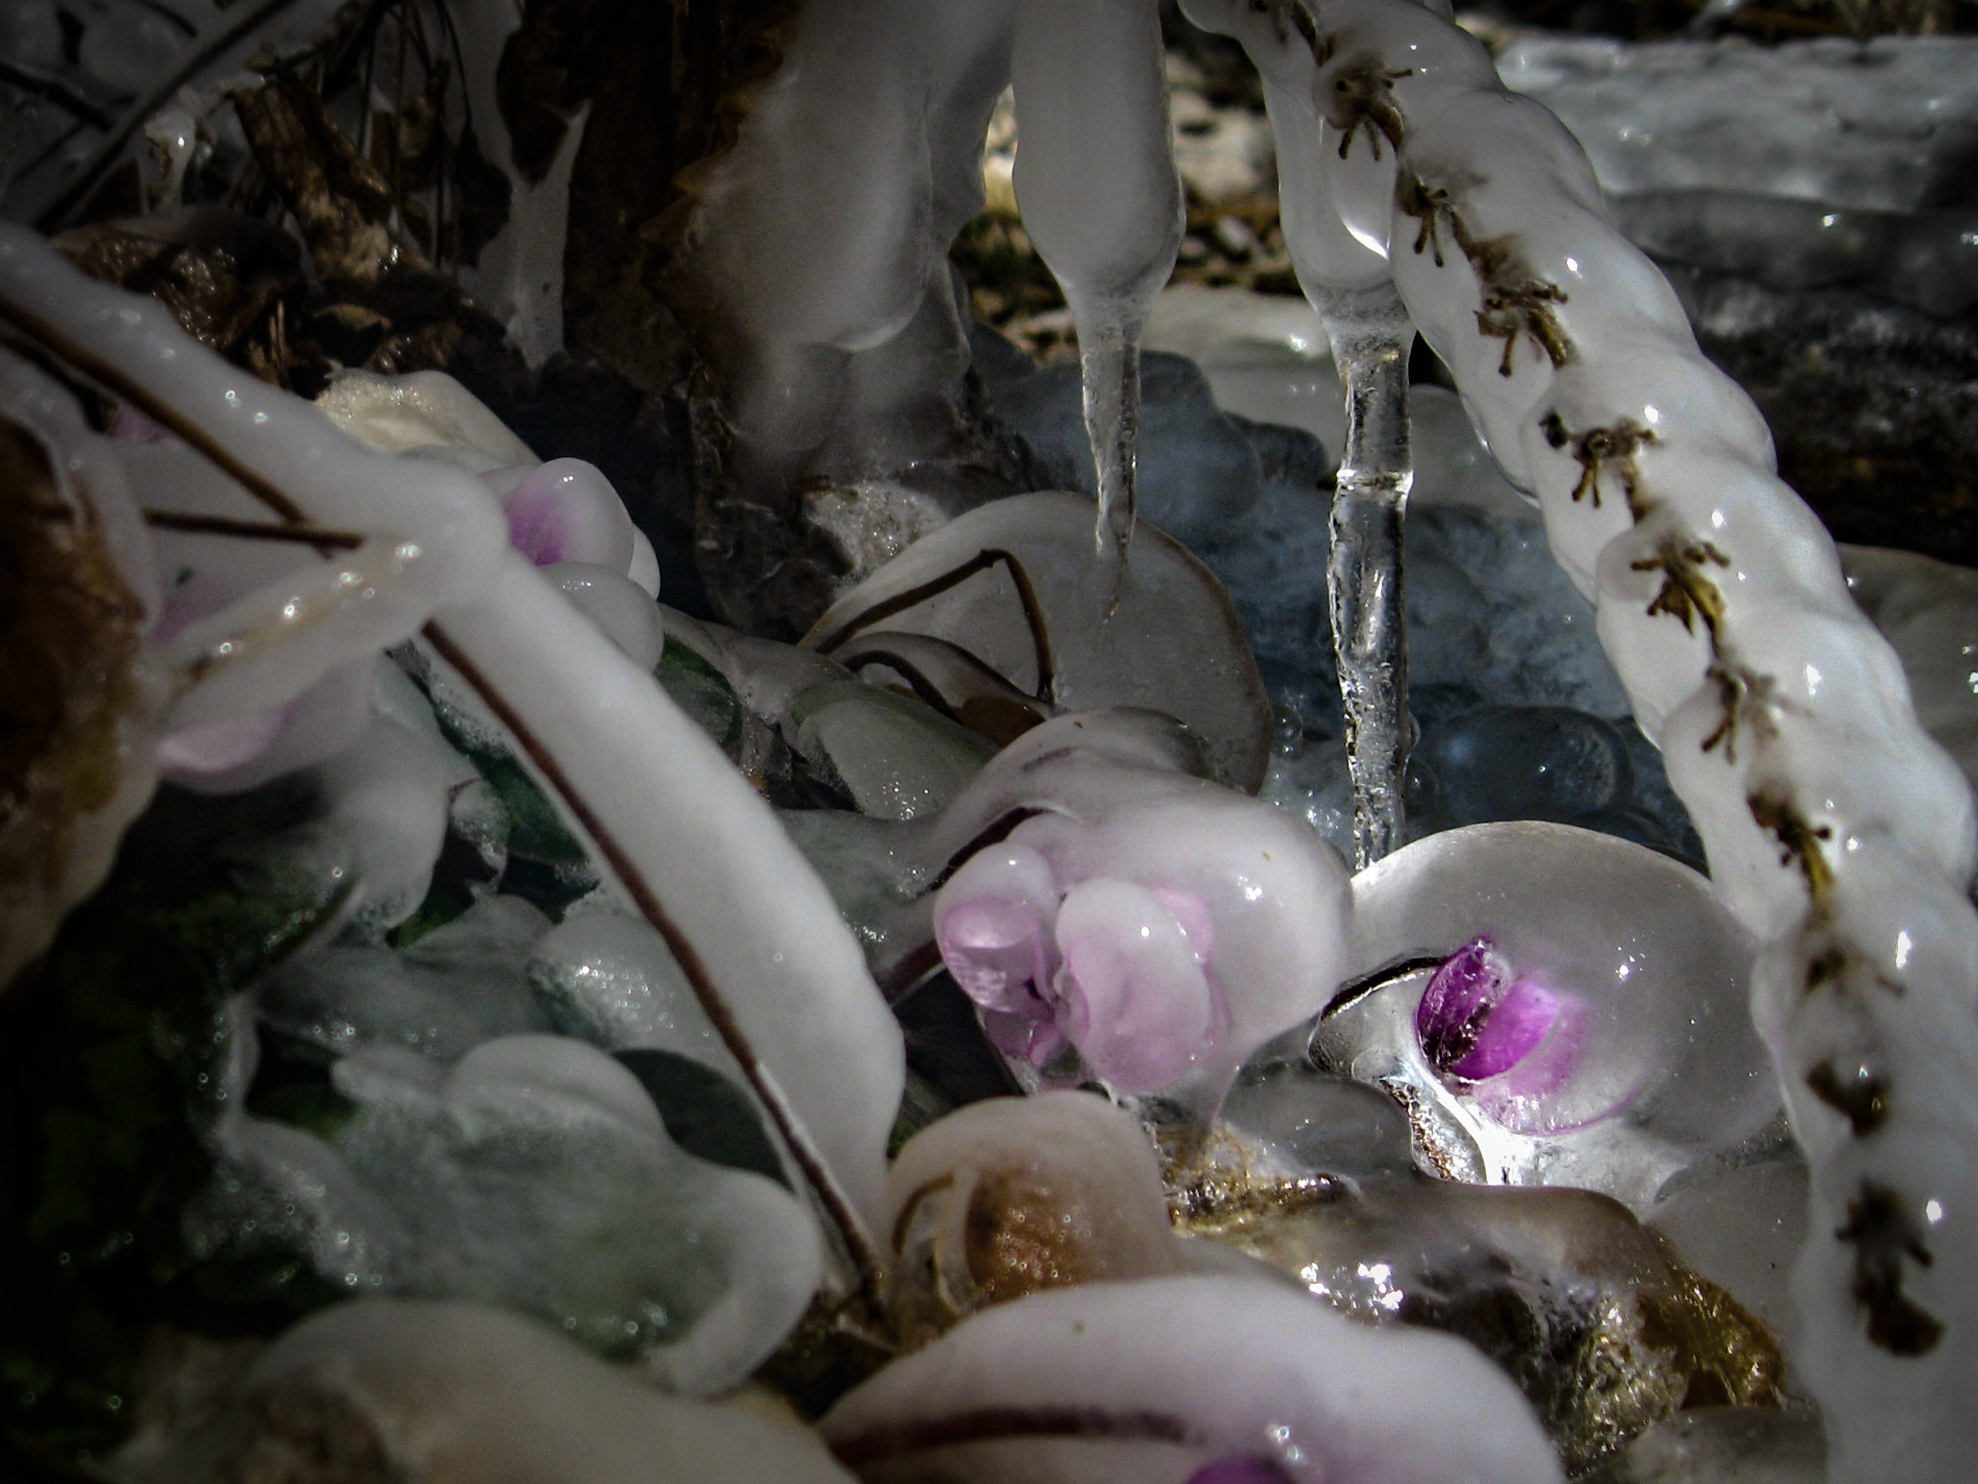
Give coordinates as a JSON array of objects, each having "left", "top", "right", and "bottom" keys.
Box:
[
  {"left": 1446, "top": 978, "right": 1559, "bottom": 1080},
  {"left": 1476, "top": 991, "right": 1591, "bottom": 1110},
  {"left": 1414, "top": 935, "right": 1504, "bottom": 1073},
  {"left": 491, "top": 458, "right": 634, "bottom": 570},
  {"left": 1186, "top": 1458, "right": 1293, "bottom": 1484}
]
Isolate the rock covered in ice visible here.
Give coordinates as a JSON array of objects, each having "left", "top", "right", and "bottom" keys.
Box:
[
  {"left": 821, "top": 1275, "right": 1564, "bottom": 1483},
  {"left": 1178, "top": 1134, "right": 1784, "bottom": 1476},
  {"left": 107, "top": 1299, "right": 858, "bottom": 1484},
  {"left": 985, "top": 351, "right": 1265, "bottom": 551},
  {"left": 1497, "top": 36, "right": 1978, "bottom": 215},
  {"left": 1611, "top": 191, "right": 1978, "bottom": 322},
  {"left": 1583, "top": 1407, "right": 1825, "bottom": 1484},
  {"left": 199, "top": 1034, "right": 820, "bottom": 1394},
  {"left": 1421, "top": 704, "right": 1633, "bottom": 828},
  {"left": 1646, "top": 1134, "right": 1808, "bottom": 1338},
  {"left": 1144, "top": 284, "right": 1345, "bottom": 454}
]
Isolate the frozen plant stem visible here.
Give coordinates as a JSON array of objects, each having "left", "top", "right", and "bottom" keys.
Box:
[{"left": 1325, "top": 305, "right": 1416, "bottom": 868}]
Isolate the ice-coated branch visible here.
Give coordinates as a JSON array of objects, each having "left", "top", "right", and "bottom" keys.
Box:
[
  {"left": 422, "top": 560, "right": 904, "bottom": 1288},
  {"left": 1183, "top": 2, "right": 1978, "bottom": 1477}
]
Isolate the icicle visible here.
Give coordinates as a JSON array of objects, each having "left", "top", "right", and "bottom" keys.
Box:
[
  {"left": 1011, "top": 0, "right": 1183, "bottom": 584},
  {"left": 1254, "top": 63, "right": 1414, "bottom": 866},
  {"left": 1321, "top": 289, "right": 1415, "bottom": 866}
]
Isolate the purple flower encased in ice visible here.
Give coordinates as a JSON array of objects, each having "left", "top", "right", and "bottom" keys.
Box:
[{"left": 1415, "top": 935, "right": 1588, "bottom": 1122}]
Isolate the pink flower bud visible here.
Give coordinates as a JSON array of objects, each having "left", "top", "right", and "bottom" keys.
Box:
[
  {"left": 482, "top": 459, "right": 635, "bottom": 572},
  {"left": 1053, "top": 879, "right": 1224, "bottom": 1093}
]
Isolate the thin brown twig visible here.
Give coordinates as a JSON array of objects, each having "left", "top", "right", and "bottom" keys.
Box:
[
  {"left": 142, "top": 508, "right": 365, "bottom": 548},
  {"left": 809, "top": 548, "right": 1057, "bottom": 705}
]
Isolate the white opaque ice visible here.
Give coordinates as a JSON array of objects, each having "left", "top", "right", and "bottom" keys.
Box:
[
  {"left": 545, "top": 562, "right": 665, "bottom": 671},
  {"left": 110, "top": 1298, "right": 859, "bottom": 1484},
  {"left": 822, "top": 1275, "right": 1562, "bottom": 1483}
]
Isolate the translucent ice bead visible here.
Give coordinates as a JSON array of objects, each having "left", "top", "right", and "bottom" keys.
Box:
[
  {"left": 1423, "top": 704, "right": 1633, "bottom": 827},
  {"left": 1318, "top": 821, "right": 1779, "bottom": 1211}
]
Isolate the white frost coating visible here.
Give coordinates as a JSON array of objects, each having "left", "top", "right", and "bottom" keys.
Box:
[
  {"left": 0, "top": 227, "right": 510, "bottom": 731},
  {"left": 821, "top": 1275, "right": 1563, "bottom": 1483},
  {"left": 110, "top": 1298, "right": 859, "bottom": 1484},
  {"left": 1183, "top": 3, "right": 1978, "bottom": 1477},
  {"left": 426, "top": 551, "right": 903, "bottom": 1258},
  {"left": 1011, "top": 0, "right": 1183, "bottom": 560}
]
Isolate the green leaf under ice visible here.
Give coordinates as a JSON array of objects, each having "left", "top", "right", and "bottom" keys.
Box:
[{"left": 0, "top": 782, "right": 353, "bottom": 1459}]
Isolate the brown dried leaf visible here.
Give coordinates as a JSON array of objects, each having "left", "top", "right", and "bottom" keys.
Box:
[{"left": 0, "top": 415, "right": 148, "bottom": 989}]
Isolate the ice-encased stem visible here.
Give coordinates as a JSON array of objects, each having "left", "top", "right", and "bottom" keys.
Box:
[{"left": 1322, "top": 299, "right": 1415, "bottom": 868}]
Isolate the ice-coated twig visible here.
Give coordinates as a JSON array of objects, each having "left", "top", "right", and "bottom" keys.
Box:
[
  {"left": 33, "top": 0, "right": 316, "bottom": 232},
  {"left": 421, "top": 567, "right": 903, "bottom": 1292},
  {"left": 1182, "top": 4, "right": 1978, "bottom": 1477},
  {"left": 0, "top": 224, "right": 507, "bottom": 728}
]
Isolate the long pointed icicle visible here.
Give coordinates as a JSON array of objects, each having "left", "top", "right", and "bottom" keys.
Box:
[
  {"left": 1011, "top": 0, "right": 1182, "bottom": 586},
  {"left": 1322, "top": 288, "right": 1416, "bottom": 866},
  {"left": 1250, "top": 63, "right": 1417, "bottom": 866}
]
